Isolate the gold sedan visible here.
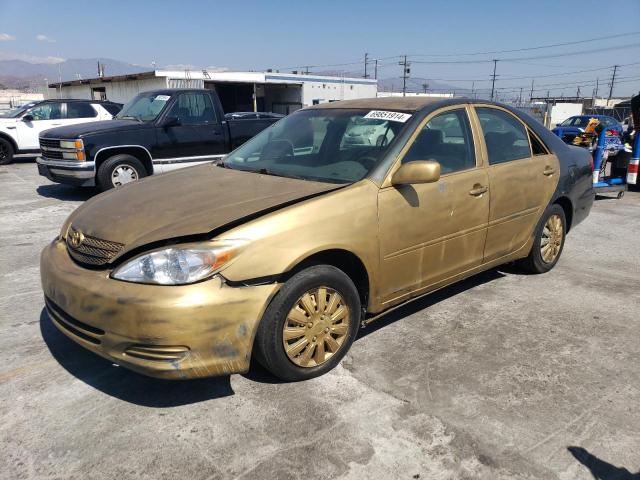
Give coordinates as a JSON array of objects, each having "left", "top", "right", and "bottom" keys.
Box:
[{"left": 40, "top": 97, "right": 594, "bottom": 381}]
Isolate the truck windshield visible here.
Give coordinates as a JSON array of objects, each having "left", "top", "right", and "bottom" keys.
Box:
[
  {"left": 115, "top": 92, "right": 172, "bottom": 122},
  {"left": 223, "top": 108, "right": 409, "bottom": 184}
]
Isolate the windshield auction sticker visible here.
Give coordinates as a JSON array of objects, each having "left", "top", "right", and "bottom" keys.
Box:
[
  {"left": 364, "top": 110, "right": 412, "bottom": 123},
  {"left": 155, "top": 95, "right": 171, "bottom": 101}
]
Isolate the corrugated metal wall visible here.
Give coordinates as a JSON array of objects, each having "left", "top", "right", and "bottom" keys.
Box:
[{"left": 167, "top": 78, "right": 204, "bottom": 89}]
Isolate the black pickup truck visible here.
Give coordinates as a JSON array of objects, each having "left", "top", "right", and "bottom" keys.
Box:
[{"left": 37, "top": 89, "right": 280, "bottom": 191}]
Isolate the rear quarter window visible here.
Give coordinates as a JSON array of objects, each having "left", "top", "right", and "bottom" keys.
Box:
[{"left": 102, "top": 103, "right": 122, "bottom": 116}]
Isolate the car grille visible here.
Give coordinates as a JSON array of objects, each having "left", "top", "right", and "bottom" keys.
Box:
[
  {"left": 45, "top": 296, "right": 105, "bottom": 345},
  {"left": 66, "top": 233, "right": 124, "bottom": 266}
]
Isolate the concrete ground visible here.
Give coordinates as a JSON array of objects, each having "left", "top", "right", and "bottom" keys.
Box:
[{"left": 1, "top": 158, "right": 639, "bottom": 480}]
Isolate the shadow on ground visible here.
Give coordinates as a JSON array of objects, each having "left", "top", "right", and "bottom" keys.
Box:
[
  {"left": 568, "top": 446, "right": 640, "bottom": 479},
  {"left": 36, "top": 184, "right": 96, "bottom": 202},
  {"left": 40, "top": 309, "right": 234, "bottom": 407}
]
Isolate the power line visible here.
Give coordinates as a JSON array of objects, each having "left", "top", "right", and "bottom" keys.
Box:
[{"left": 404, "top": 31, "right": 640, "bottom": 57}]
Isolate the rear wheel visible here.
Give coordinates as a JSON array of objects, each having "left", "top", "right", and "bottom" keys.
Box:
[
  {"left": 254, "top": 265, "right": 361, "bottom": 381},
  {"left": 520, "top": 204, "right": 566, "bottom": 273},
  {"left": 0, "top": 138, "right": 14, "bottom": 165},
  {"left": 96, "top": 154, "right": 147, "bottom": 191}
]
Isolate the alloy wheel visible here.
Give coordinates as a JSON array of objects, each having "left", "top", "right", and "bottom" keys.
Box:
[
  {"left": 282, "top": 287, "right": 350, "bottom": 368},
  {"left": 540, "top": 214, "right": 563, "bottom": 263}
]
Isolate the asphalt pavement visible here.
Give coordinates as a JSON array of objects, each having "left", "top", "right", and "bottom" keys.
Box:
[{"left": 1, "top": 158, "right": 639, "bottom": 479}]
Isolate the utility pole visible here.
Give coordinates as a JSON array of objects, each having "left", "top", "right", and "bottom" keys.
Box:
[
  {"left": 529, "top": 79, "right": 534, "bottom": 101},
  {"left": 490, "top": 59, "right": 498, "bottom": 101},
  {"left": 399, "top": 55, "right": 411, "bottom": 97},
  {"left": 304, "top": 66, "right": 310, "bottom": 75},
  {"left": 594, "top": 78, "right": 599, "bottom": 98},
  {"left": 374, "top": 59, "right": 378, "bottom": 80},
  {"left": 608, "top": 65, "right": 618, "bottom": 102},
  {"left": 576, "top": 86, "right": 581, "bottom": 98},
  {"left": 518, "top": 87, "right": 523, "bottom": 106},
  {"left": 471, "top": 80, "right": 475, "bottom": 98},
  {"left": 364, "top": 53, "right": 369, "bottom": 79},
  {"left": 421, "top": 82, "right": 429, "bottom": 94}
]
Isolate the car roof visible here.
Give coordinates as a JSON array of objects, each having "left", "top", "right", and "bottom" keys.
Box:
[{"left": 308, "top": 96, "right": 446, "bottom": 112}]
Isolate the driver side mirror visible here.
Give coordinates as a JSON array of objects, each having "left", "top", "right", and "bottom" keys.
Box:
[
  {"left": 162, "top": 115, "right": 181, "bottom": 127},
  {"left": 391, "top": 160, "right": 441, "bottom": 186},
  {"left": 22, "top": 114, "right": 34, "bottom": 122}
]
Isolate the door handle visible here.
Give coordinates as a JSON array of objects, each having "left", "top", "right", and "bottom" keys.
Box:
[
  {"left": 543, "top": 166, "right": 556, "bottom": 176},
  {"left": 469, "top": 185, "right": 488, "bottom": 196}
]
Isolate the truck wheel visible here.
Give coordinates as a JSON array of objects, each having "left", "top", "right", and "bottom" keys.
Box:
[
  {"left": 0, "top": 138, "right": 14, "bottom": 165},
  {"left": 97, "top": 154, "right": 147, "bottom": 191},
  {"left": 254, "top": 265, "right": 361, "bottom": 381},
  {"left": 519, "top": 204, "right": 567, "bottom": 274}
]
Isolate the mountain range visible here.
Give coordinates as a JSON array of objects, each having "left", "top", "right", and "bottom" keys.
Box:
[
  {"left": 0, "top": 57, "right": 147, "bottom": 90},
  {"left": 0, "top": 57, "right": 463, "bottom": 95}
]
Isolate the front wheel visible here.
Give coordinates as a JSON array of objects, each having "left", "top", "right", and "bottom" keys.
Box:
[
  {"left": 254, "top": 265, "right": 361, "bottom": 381},
  {"left": 519, "top": 204, "right": 567, "bottom": 273},
  {"left": 0, "top": 138, "right": 14, "bottom": 165},
  {"left": 96, "top": 154, "right": 147, "bottom": 191}
]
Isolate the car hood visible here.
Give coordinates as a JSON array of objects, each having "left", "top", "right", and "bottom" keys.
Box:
[
  {"left": 64, "top": 164, "right": 341, "bottom": 262},
  {"left": 40, "top": 119, "right": 151, "bottom": 139},
  {"left": 0, "top": 117, "right": 19, "bottom": 126}
]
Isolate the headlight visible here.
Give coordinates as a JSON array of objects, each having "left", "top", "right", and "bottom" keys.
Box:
[
  {"left": 111, "top": 240, "right": 247, "bottom": 285},
  {"left": 60, "top": 139, "right": 84, "bottom": 149}
]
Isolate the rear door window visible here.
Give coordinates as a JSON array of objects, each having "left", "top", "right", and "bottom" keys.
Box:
[
  {"left": 476, "top": 108, "right": 531, "bottom": 165},
  {"left": 66, "top": 103, "right": 97, "bottom": 119}
]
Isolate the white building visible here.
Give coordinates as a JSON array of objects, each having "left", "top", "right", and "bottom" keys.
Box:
[
  {"left": 47, "top": 70, "right": 378, "bottom": 114},
  {"left": 0, "top": 89, "right": 44, "bottom": 113}
]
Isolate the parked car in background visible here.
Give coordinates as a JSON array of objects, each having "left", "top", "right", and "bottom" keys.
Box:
[
  {"left": 0, "top": 99, "right": 121, "bottom": 165},
  {"left": 40, "top": 97, "right": 593, "bottom": 382},
  {"left": 224, "top": 111, "right": 285, "bottom": 120},
  {"left": 551, "top": 114, "right": 623, "bottom": 144},
  {"left": 38, "top": 89, "right": 280, "bottom": 191}
]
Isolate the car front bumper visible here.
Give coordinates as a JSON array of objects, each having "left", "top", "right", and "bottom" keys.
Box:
[
  {"left": 37, "top": 157, "right": 96, "bottom": 187},
  {"left": 40, "top": 239, "right": 280, "bottom": 379}
]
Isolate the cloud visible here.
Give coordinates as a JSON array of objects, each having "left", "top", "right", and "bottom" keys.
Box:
[
  {"left": 0, "top": 33, "right": 16, "bottom": 41},
  {"left": 0, "top": 52, "right": 65, "bottom": 64},
  {"left": 36, "top": 34, "right": 56, "bottom": 43}
]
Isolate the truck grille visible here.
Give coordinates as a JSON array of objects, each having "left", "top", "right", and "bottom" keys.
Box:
[
  {"left": 39, "top": 138, "right": 65, "bottom": 159},
  {"left": 39, "top": 138, "right": 61, "bottom": 150},
  {"left": 66, "top": 233, "right": 124, "bottom": 266}
]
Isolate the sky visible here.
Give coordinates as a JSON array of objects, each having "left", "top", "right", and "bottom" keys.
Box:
[{"left": 1, "top": 0, "right": 639, "bottom": 99}]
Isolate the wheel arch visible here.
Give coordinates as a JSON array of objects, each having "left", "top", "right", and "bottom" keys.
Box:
[
  {"left": 553, "top": 196, "right": 574, "bottom": 232},
  {"left": 94, "top": 146, "right": 153, "bottom": 175},
  {"left": 284, "top": 248, "right": 370, "bottom": 311},
  {"left": 0, "top": 132, "right": 18, "bottom": 152}
]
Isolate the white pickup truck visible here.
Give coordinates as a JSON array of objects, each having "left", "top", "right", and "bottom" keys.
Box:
[{"left": 0, "top": 99, "right": 121, "bottom": 165}]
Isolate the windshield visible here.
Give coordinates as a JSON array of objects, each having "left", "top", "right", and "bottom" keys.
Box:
[
  {"left": 0, "top": 102, "right": 38, "bottom": 118},
  {"left": 223, "top": 108, "right": 409, "bottom": 184},
  {"left": 115, "top": 92, "right": 172, "bottom": 122}
]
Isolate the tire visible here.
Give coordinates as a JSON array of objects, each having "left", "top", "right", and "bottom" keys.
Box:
[
  {"left": 96, "top": 154, "right": 147, "bottom": 191},
  {"left": 0, "top": 137, "right": 14, "bottom": 165},
  {"left": 519, "top": 204, "right": 567, "bottom": 274},
  {"left": 254, "top": 265, "right": 361, "bottom": 381}
]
